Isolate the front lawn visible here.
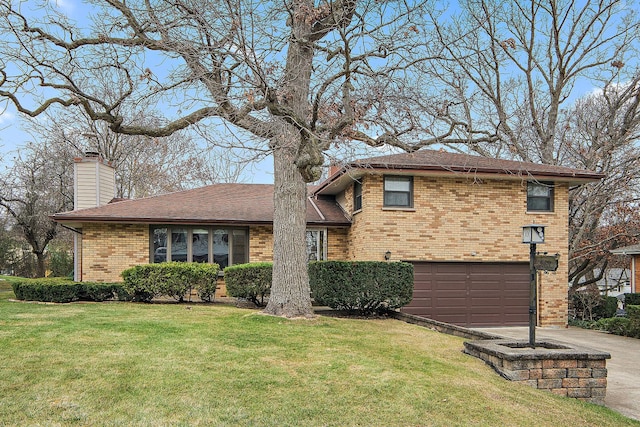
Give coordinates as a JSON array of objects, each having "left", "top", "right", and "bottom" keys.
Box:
[{"left": 0, "top": 280, "right": 636, "bottom": 426}]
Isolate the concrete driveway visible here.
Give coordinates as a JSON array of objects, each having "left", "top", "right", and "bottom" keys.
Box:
[{"left": 474, "top": 326, "right": 640, "bottom": 421}]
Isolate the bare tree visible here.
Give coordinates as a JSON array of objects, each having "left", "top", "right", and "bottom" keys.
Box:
[
  {"left": 25, "top": 105, "right": 249, "bottom": 199},
  {"left": 0, "top": 143, "right": 74, "bottom": 277},
  {"left": 424, "top": 0, "right": 640, "bottom": 286},
  {"left": 0, "top": 0, "right": 478, "bottom": 317}
]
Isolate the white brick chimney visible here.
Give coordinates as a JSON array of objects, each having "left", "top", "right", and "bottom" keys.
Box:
[{"left": 73, "top": 152, "right": 115, "bottom": 210}]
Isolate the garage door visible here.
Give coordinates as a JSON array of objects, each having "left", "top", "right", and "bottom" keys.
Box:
[{"left": 402, "top": 262, "right": 530, "bottom": 327}]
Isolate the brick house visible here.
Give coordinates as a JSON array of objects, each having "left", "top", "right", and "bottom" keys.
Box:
[
  {"left": 609, "top": 244, "right": 640, "bottom": 294},
  {"left": 52, "top": 150, "right": 603, "bottom": 327}
]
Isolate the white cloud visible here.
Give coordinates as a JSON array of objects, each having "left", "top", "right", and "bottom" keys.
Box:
[{"left": 49, "top": 0, "right": 75, "bottom": 13}]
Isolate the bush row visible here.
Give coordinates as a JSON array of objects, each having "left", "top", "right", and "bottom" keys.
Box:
[
  {"left": 121, "top": 262, "right": 219, "bottom": 302},
  {"left": 225, "top": 261, "right": 414, "bottom": 315},
  {"left": 594, "top": 305, "right": 640, "bottom": 338},
  {"left": 11, "top": 278, "right": 127, "bottom": 303}
]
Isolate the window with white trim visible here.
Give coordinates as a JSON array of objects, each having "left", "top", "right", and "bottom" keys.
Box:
[
  {"left": 384, "top": 176, "right": 413, "bottom": 207},
  {"left": 306, "top": 229, "right": 327, "bottom": 261}
]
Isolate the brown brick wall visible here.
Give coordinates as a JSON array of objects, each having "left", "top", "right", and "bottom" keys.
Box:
[
  {"left": 341, "top": 174, "right": 569, "bottom": 327},
  {"left": 81, "top": 223, "right": 149, "bottom": 282}
]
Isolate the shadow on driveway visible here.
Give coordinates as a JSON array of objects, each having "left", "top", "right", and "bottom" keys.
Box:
[{"left": 473, "top": 326, "right": 640, "bottom": 421}]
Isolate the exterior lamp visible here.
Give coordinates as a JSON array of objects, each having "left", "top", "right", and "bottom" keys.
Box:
[
  {"left": 522, "top": 224, "right": 545, "bottom": 348},
  {"left": 384, "top": 250, "right": 392, "bottom": 261}
]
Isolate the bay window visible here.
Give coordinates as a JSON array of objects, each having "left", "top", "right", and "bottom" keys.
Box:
[{"left": 151, "top": 226, "right": 248, "bottom": 268}]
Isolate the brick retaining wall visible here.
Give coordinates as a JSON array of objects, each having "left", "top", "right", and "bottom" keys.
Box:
[{"left": 464, "top": 339, "right": 610, "bottom": 405}]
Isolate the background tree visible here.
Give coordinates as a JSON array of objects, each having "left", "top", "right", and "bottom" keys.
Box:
[
  {"left": 0, "top": 142, "right": 74, "bottom": 277},
  {"left": 423, "top": 0, "right": 640, "bottom": 287},
  {"left": 25, "top": 102, "right": 249, "bottom": 199}
]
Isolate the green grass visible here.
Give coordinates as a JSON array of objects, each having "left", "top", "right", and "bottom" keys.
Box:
[{"left": 0, "top": 278, "right": 637, "bottom": 426}]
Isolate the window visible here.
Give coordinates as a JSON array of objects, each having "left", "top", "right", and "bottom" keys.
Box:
[
  {"left": 151, "top": 226, "right": 248, "bottom": 267},
  {"left": 353, "top": 180, "right": 362, "bottom": 211},
  {"left": 527, "top": 181, "right": 554, "bottom": 212},
  {"left": 384, "top": 176, "right": 413, "bottom": 207},
  {"left": 306, "top": 229, "right": 327, "bottom": 261}
]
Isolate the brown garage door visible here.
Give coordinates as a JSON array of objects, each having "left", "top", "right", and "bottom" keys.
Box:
[{"left": 402, "top": 262, "right": 530, "bottom": 327}]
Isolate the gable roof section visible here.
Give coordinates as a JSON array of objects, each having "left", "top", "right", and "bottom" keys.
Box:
[
  {"left": 52, "top": 183, "right": 350, "bottom": 227},
  {"left": 314, "top": 149, "right": 605, "bottom": 195}
]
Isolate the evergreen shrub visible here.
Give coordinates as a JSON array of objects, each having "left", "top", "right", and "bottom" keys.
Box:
[
  {"left": 309, "top": 261, "right": 414, "bottom": 315},
  {"left": 224, "top": 262, "right": 272, "bottom": 307},
  {"left": 121, "top": 262, "right": 219, "bottom": 302}
]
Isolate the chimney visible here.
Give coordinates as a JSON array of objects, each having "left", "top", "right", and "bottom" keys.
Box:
[
  {"left": 328, "top": 163, "right": 342, "bottom": 178},
  {"left": 73, "top": 152, "right": 115, "bottom": 210}
]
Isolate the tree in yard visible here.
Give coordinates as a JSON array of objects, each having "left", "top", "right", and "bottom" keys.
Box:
[
  {"left": 0, "top": 0, "right": 489, "bottom": 317},
  {"left": 0, "top": 142, "right": 74, "bottom": 277},
  {"left": 423, "top": 0, "right": 640, "bottom": 287},
  {"left": 24, "top": 105, "right": 249, "bottom": 199}
]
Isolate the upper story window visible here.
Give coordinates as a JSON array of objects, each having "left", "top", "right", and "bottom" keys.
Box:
[
  {"left": 527, "top": 181, "right": 554, "bottom": 212},
  {"left": 353, "top": 180, "right": 362, "bottom": 211},
  {"left": 384, "top": 176, "right": 413, "bottom": 208},
  {"left": 151, "top": 226, "right": 248, "bottom": 269}
]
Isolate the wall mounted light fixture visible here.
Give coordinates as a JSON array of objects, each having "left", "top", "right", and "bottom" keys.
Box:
[{"left": 384, "top": 250, "right": 391, "bottom": 261}]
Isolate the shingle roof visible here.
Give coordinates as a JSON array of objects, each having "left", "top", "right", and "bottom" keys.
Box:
[
  {"left": 52, "top": 183, "right": 350, "bottom": 226},
  {"left": 353, "top": 150, "right": 604, "bottom": 179},
  {"left": 314, "top": 149, "right": 604, "bottom": 195}
]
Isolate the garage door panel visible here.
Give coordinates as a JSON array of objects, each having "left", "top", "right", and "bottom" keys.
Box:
[{"left": 403, "top": 262, "right": 529, "bottom": 327}]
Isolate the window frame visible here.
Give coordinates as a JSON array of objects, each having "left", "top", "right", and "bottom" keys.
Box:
[
  {"left": 383, "top": 175, "right": 413, "bottom": 208},
  {"left": 150, "top": 225, "right": 249, "bottom": 267},
  {"left": 353, "top": 180, "right": 362, "bottom": 212},
  {"left": 306, "top": 228, "right": 327, "bottom": 262},
  {"left": 527, "top": 181, "right": 555, "bottom": 212}
]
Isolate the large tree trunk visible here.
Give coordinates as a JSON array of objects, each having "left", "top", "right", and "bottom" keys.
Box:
[
  {"left": 35, "top": 252, "right": 47, "bottom": 278},
  {"left": 263, "top": 135, "right": 314, "bottom": 318}
]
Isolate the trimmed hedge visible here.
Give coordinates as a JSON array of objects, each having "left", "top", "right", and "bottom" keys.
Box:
[
  {"left": 624, "top": 293, "right": 640, "bottom": 306},
  {"left": 11, "top": 278, "right": 126, "bottom": 303},
  {"left": 224, "top": 262, "right": 272, "bottom": 307},
  {"left": 121, "top": 262, "right": 219, "bottom": 302},
  {"left": 309, "top": 261, "right": 414, "bottom": 315}
]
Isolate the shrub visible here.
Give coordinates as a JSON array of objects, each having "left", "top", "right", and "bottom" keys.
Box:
[
  {"left": 48, "top": 245, "right": 74, "bottom": 278},
  {"left": 624, "top": 293, "right": 640, "bottom": 306},
  {"left": 224, "top": 262, "right": 272, "bottom": 307},
  {"left": 595, "top": 317, "right": 632, "bottom": 336},
  {"left": 11, "top": 278, "right": 82, "bottom": 303},
  {"left": 627, "top": 305, "right": 640, "bottom": 338},
  {"left": 121, "top": 262, "right": 219, "bottom": 302},
  {"left": 11, "top": 278, "right": 122, "bottom": 303},
  {"left": 594, "top": 296, "right": 619, "bottom": 319},
  {"left": 81, "top": 283, "right": 118, "bottom": 302},
  {"left": 309, "top": 261, "right": 414, "bottom": 315}
]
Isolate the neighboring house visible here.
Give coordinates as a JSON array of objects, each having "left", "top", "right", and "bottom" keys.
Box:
[
  {"left": 610, "top": 244, "right": 640, "bottom": 294},
  {"left": 53, "top": 150, "right": 603, "bottom": 328},
  {"left": 574, "top": 268, "right": 631, "bottom": 297}
]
